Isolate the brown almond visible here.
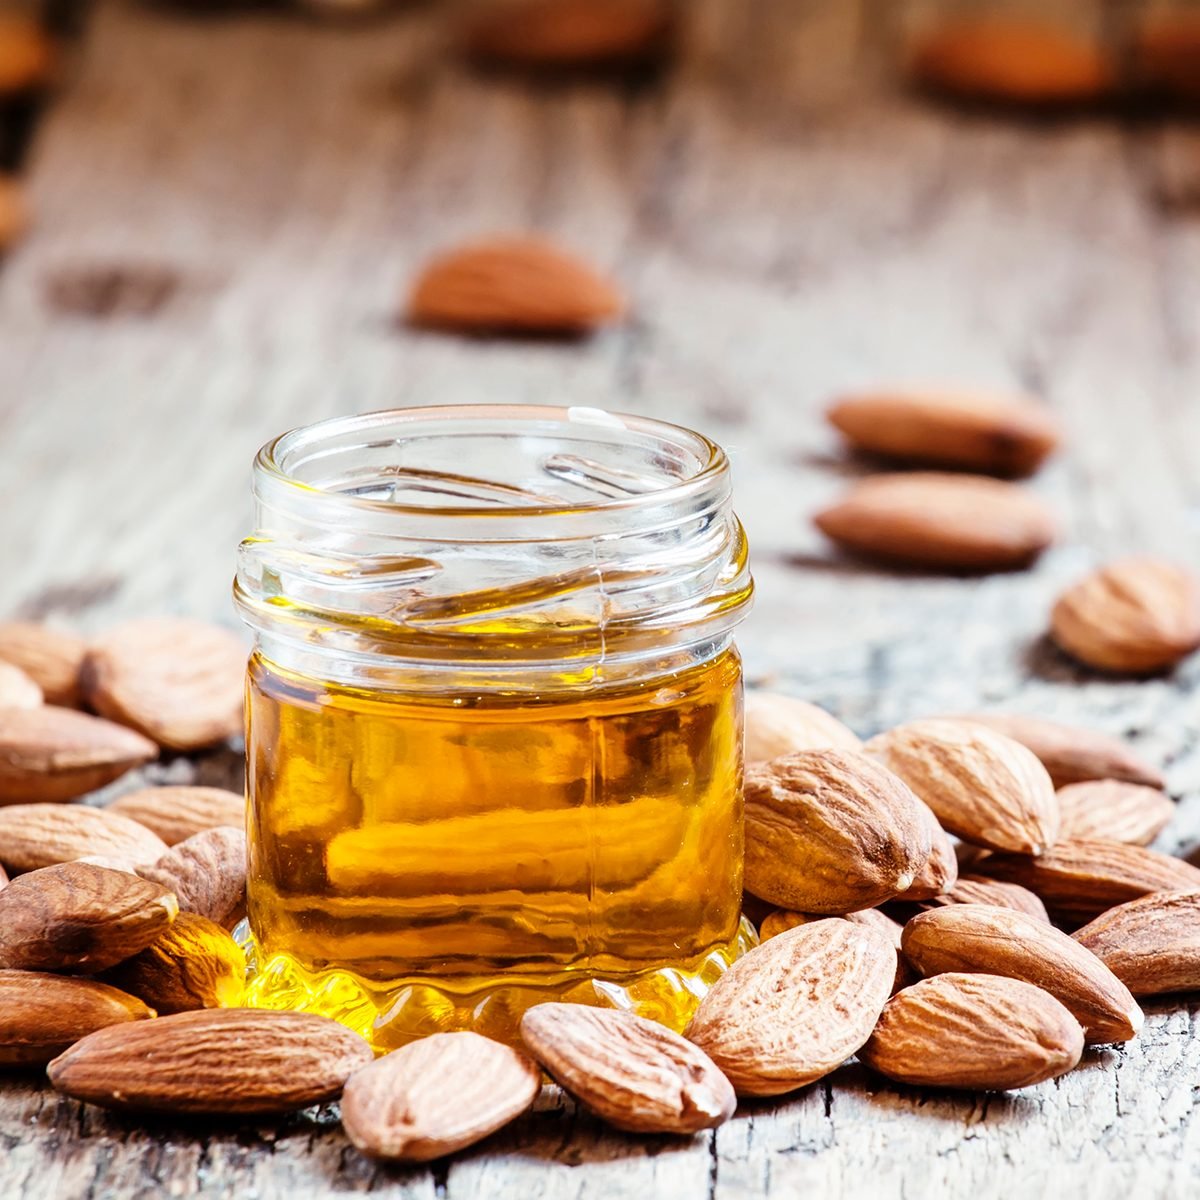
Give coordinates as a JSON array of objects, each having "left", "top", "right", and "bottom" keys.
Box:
[
  {"left": 860, "top": 973, "right": 1083, "bottom": 1090},
  {"left": 744, "top": 750, "right": 932, "bottom": 913},
  {"left": 0, "top": 861, "right": 177, "bottom": 973},
  {"left": 100, "top": 912, "right": 245, "bottom": 1014},
  {"left": 866, "top": 719, "right": 1059, "bottom": 855},
  {"left": 0, "top": 970, "right": 152, "bottom": 1066},
  {"left": 139, "top": 826, "right": 246, "bottom": 929},
  {"left": 408, "top": 236, "right": 623, "bottom": 336},
  {"left": 521, "top": 1005, "right": 734, "bottom": 1134},
  {"left": 108, "top": 786, "right": 245, "bottom": 847},
  {"left": 1134, "top": 16, "right": 1200, "bottom": 101},
  {"left": 1050, "top": 558, "right": 1200, "bottom": 675},
  {"left": 0, "top": 802, "right": 168, "bottom": 873},
  {"left": 903, "top": 806, "right": 959, "bottom": 901},
  {"left": 0, "top": 622, "right": 87, "bottom": 707},
  {"left": 902, "top": 904, "right": 1142, "bottom": 1044},
  {"left": 686, "top": 918, "right": 896, "bottom": 1095},
  {"left": 48, "top": 1008, "right": 373, "bottom": 1115},
  {"left": 827, "top": 388, "right": 1061, "bottom": 478},
  {"left": 952, "top": 712, "right": 1164, "bottom": 789},
  {"left": 82, "top": 618, "right": 246, "bottom": 752},
  {"left": 744, "top": 692, "right": 861, "bottom": 764},
  {"left": 909, "top": 20, "right": 1115, "bottom": 105},
  {"left": 980, "top": 839, "right": 1200, "bottom": 925},
  {"left": 1073, "top": 891, "right": 1200, "bottom": 997},
  {"left": 460, "top": 0, "right": 672, "bottom": 69},
  {"left": 814, "top": 473, "right": 1056, "bottom": 572},
  {"left": 917, "top": 874, "right": 1050, "bottom": 924},
  {"left": 0, "top": 662, "right": 41, "bottom": 710},
  {"left": 1056, "top": 781, "right": 1174, "bottom": 847},
  {"left": 0, "top": 706, "right": 157, "bottom": 804},
  {"left": 343, "top": 1032, "right": 541, "bottom": 1161},
  {"left": 759, "top": 909, "right": 914, "bottom": 993}
]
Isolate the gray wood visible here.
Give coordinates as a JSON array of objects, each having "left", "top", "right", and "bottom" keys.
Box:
[{"left": 2, "top": 0, "right": 1200, "bottom": 1195}]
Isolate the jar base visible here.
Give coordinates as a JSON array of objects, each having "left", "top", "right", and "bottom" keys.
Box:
[{"left": 234, "top": 918, "right": 758, "bottom": 1051}]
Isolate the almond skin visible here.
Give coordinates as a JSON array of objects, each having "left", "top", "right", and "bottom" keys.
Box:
[
  {"left": 107, "top": 786, "right": 245, "bottom": 846},
  {"left": 0, "top": 861, "right": 177, "bottom": 973},
  {"left": 0, "top": 662, "right": 41, "bottom": 710},
  {"left": 521, "top": 1005, "right": 734, "bottom": 1134},
  {"left": 1050, "top": 558, "right": 1200, "bottom": 675},
  {"left": 408, "top": 236, "right": 624, "bottom": 336},
  {"left": 903, "top": 805, "right": 959, "bottom": 901},
  {"left": 0, "top": 706, "right": 157, "bottom": 804},
  {"left": 0, "top": 802, "right": 168, "bottom": 873},
  {"left": 744, "top": 692, "right": 862, "bottom": 764},
  {"left": 1073, "top": 891, "right": 1200, "bottom": 997},
  {"left": 1056, "top": 781, "right": 1174, "bottom": 847},
  {"left": 866, "top": 719, "right": 1059, "bottom": 856},
  {"left": 980, "top": 839, "right": 1200, "bottom": 925},
  {"left": 138, "top": 825, "right": 246, "bottom": 929},
  {"left": 915, "top": 874, "right": 1050, "bottom": 925},
  {"left": 82, "top": 617, "right": 246, "bottom": 752},
  {"left": 814, "top": 473, "right": 1056, "bottom": 572},
  {"left": 953, "top": 712, "right": 1164, "bottom": 790},
  {"left": 344, "top": 1032, "right": 541, "bottom": 1161},
  {"left": 826, "top": 388, "right": 1061, "bottom": 478},
  {"left": 860, "top": 973, "right": 1083, "bottom": 1091},
  {"left": 0, "top": 622, "right": 87, "bottom": 707},
  {"left": 902, "top": 904, "right": 1142, "bottom": 1044},
  {"left": 0, "top": 970, "right": 152, "bottom": 1066},
  {"left": 744, "top": 750, "right": 932, "bottom": 914},
  {"left": 686, "top": 918, "right": 897, "bottom": 1096},
  {"left": 759, "top": 909, "right": 915, "bottom": 993},
  {"left": 48, "top": 1008, "right": 373, "bottom": 1115}
]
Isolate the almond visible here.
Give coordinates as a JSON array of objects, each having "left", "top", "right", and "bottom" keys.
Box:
[
  {"left": 48, "top": 1008, "right": 373, "bottom": 1115},
  {"left": 0, "top": 802, "right": 168, "bottom": 873},
  {"left": 521, "top": 1005, "right": 734, "bottom": 1134},
  {"left": 0, "top": 706, "right": 157, "bottom": 803},
  {"left": 1073, "top": 891, "right": 1200, "bottom": 997},
  {"left": 109, "top": 786, "right": 245, "bottom": 847},
  {"left": 952, "top": 713, "right": 1164, "bottom": 789},
  {"left": 0, "top": 621, "right": 87, "bottom": 707},
  {"left": 744, "top": 750, "right": 932, "bottom": 913},
  {"left": 980, "top": 839, "right": 1200, "bottom": 925},
  {"left": 826, "top": 388, "right": 1061, "bottom": 478},
  {"left": 685, "top": 918, "right": 896, "bottom": 1095},
  {"left": 814, "top": 473, "right": 1056, "bottom": 572},
  {"left": 1050, "top": 558, "right": 1200, "bottom": 674},
  {"left": 408, "top": 236, "right": 623, "bottom": 336},
  {"left": 744, "top": 692, "right": 861, "bottom": 764},
  {"left": 100, "top": 912, "right": 245, "bottom": 1014},
  {"left": 0, "top": 662, "right": 41, "bottom": 710},
  {"left": 1056, "top": 780, "right": 1174, "bottom": 847},
  {"left": 0, "top": 861, "right": 177, "bottom": 973},
  {"left": 82, "top": 617, "right": 246, "bottom": 751},
  {"left": 460, "top": 0, "right": 672, "bottom": 69},
  {"left": 909, "top": 20, "right": 1115, "bottom": 105},
  {"left": 139, "top": 826, "right": 246, "bottom": 929},
  {"left": 916, "top": 874, "right": 1050, "bottom": 924},
  {"left": 860, "top": 973, "right": 1083, "bottom": 1090},
  {"left": 759, "top": 909, "right": 914, "bottom": 993},
  {"left": 0, "top": 970, "right": 152, "bottom": 1066},
  {"left": 903, "top": 806, "right": 959, "bottom": 901},
  {"left": 901, "top": 904, "right": 1142, "bottom": 1044},
  {"left": 866, "top": 719, "right": 1059, "bottom": 855},
  {"left": 343, "top": 1032, "right": 541, "bottom": 1161},
  {"left": 0, "top": 14, "right": 55, "bottom": 94}
]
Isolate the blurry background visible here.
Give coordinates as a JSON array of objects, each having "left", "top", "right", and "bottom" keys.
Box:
[{"left": 0, "top": 0, "right": 1198, "bottom": 767}]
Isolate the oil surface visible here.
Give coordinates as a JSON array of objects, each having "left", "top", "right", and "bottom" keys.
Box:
[{"left": 242, "top": 648, "right": 748, "bottom": 1046}]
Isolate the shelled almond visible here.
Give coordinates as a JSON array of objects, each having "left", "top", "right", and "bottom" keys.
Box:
[
  {"left": 0, "top": 622, "right": 88, "bottom": 707},
  {"left": 743, "top": 692, "right": 862, "bottom": 763}
]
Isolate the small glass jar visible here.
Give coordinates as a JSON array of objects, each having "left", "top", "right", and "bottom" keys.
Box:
[{"left": 235, "top": 404, "right": 754, "bottom": 1048}]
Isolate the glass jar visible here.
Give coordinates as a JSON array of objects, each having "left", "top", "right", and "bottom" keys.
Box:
[{"left": 234, "top": 404, "right": 755, "bottom": 1049}]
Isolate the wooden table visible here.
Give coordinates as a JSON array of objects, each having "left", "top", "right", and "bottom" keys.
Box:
[{"left": 2, "top": 2, "right": 1200, "bottom": 1195}]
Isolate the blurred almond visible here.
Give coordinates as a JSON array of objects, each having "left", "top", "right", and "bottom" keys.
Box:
[
  {"left": 1050, "top": 557, "right": 1200, "bottom": 674},
  {"left": 0, "top": 802, "right": 167, "bottom": 873},
  {"left": 866, "top": 718, "right": 1059, "bottom": 855},
  {"left": 0, "top": 707, "right": 156, "bottom": 804},
  {"left": 1056, "top": 780, "right": 1174, "bottom": 847},
  {"left": 108, "top": 786, "right": 245, "bottom": 847},
  {"left": 744, "top": 750, "right": 932, "bottom": 913},
  {"left": 83, "top": 617, "right": 246, "bottom": 751},
  {"left": 826, "top": 388, "right": 1061, "bottom": 477},
  {"left": 917, "top": 874, "right": 1050, "bottom": 924},
  {"left": 744, "top": 692, "right": 861, "bottom": 764},
  {"left": 0, "top": 621, "right": 87, "bottom": 707},
  {"left": 814, "top": 473, "right": 1056, "bottom": 572},
  {"left": 860, "top": 972, "right": 1083, "bottom": 1090},
  {"left": 408, "top": 236, "right": 623, "bottom": 336},
  {"left": 0, "top": 662, "right": 41, "bottom": 710},
  {"left": 902, "top": 904, "right": 1141, "bottom": 1044},
  {"left": 140, "top": 825, "right": 246, "bottom": 929}
]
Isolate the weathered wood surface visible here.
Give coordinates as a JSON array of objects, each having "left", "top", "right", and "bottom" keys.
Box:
[{"left": 2, "top": 0, "right": 1200, "bottom": 1195}]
